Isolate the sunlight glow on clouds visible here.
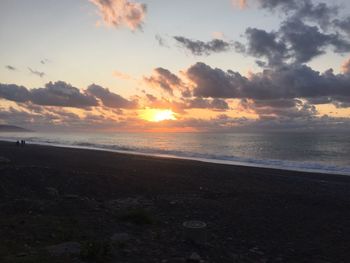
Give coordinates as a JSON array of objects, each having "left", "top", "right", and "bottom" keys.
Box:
[
  {"left": 140, "top": 109, "right": 177, "bottom": 122},
  {"left": 1, "top": 0, "right": 350, "bottom": 132}
]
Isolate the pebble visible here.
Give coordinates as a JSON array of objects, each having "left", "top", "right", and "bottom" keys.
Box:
[
  {"left": 47, "top": 242, "right": 81, "bottom": 256},
  {"left": 46, "top": 187, "right": 59, "bottom": 197},
  {"left": 187, "top": 252, "right": 201, "bottom": 263},
  {"left": 0, "top": 156, "right": 10, "bottom": 163},
  {"left": 111, "top": 233, "right": 131, "bottom": 242},
  {"left": 163, "top": 258, "right": 186, "bottom": 263}
]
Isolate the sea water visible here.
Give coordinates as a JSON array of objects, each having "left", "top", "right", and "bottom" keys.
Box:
[{"left": 0, "top": 131, "right": 350, "bottom": 175}]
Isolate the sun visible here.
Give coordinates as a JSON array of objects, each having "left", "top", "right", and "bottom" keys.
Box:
[{"left": 140, "top": 109, "right": 177, "bottom": 122}]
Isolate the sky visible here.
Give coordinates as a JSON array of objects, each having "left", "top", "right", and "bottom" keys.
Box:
[{"left": 1, "top": 0, "right": 350, "bottom": 132}]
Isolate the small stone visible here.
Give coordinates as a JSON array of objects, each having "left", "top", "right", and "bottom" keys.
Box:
[
  {"left": 187, "top": 252, "right": 201, "bottom": 263},
  {"left": 46, "top": 187, "right": 59, "bottom": 198},
  {"left": 166, "top": 258, "right": 186, "bottom": 263},
  {"left": 111, "top": 233, "right": 130, "bottom": 242},
  {"left": 0, "top": 157, "right": 10, "bottom": 163},
  {"left": 64, "top": 194, "right": 79, "bottom": 199},
  {"left": 47, "top": 242, "right": 81, "bottom": 256}
]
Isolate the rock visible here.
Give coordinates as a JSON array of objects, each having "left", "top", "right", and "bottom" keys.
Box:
[
  {"left": 0, "top": 156, "right": 10, "bottom": 163},
  {"left": 111, "top": 233, "right": 130, "bottom": 242},
  {"left": 17, "top": 252, "right": 28, "bottom": 257},
  {"left": 187, "top": 252, "right": 201, "bottom": 263},
  {"left": 47, "top": 242, "right": 81, "bottom": 256},
  {"left": 164, "top": 258, "right": 186, "bottom": 263},
  {"left": 64, "top": 194, "right": 80, "bottom": 199},
  {"left": 46, "top": 187, "right": 59, "bottom": 198}
]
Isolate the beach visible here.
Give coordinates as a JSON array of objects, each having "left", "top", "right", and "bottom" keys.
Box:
[{"left": 0, "top": 140, "right": 350, "bottom": 262}]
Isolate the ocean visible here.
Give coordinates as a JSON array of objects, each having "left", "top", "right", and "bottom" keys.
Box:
[{"left": 0, "top": 131, "right": 350, "bottom": 175}]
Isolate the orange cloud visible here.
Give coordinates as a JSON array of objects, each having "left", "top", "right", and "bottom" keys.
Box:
[
  {"left": 341, "top": 58, "right": 350, "bottom": 74},
  {"left": 112, "top": 70, "right": 135, "bottom": 80},
  {"left": 232, "top": 0, "right": 248, "bottom": 9},
  {"left": 89, "top": 0, "right": 146, "bottom": 30}
]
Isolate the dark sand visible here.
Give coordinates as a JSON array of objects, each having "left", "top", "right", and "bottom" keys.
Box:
[{"left": 0, "top": 141, "right": 350, "bottom": 262}]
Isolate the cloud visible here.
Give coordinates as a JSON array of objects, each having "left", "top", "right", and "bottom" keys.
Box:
[
  {"left": 240, "top": 98, "right": 318, "bottom": 119},
  {"left": 112, "top": 70, "right": 134, "bottom": 80},
  {"left": 233, "top": 0, "right": 350, "bottom": 67},
  {"left": 2, "top": 104, "right": 349, "bottom": 132},
  {"left": 30, "top": 81, "right": 98, "bottom": 107},
  {"left": 186, "top": 62, "right": 350, "bottom": 107},
  {"left": 89, "top": 0, "right": 147, "bottom": 31},
  {"left": 232, "top": 0, "right": 248, "bottom": 9},
  {"left": 155, "top": 34, "right": 169, "bottom": 47},
  {"left": 212, "top": 32, "right": 225, "bottom": 40},
  {"left": 86, "top": 84, "right": 138, "bottom": 109},
  {"left": 5, "top": 65, "right": 17, "bottom": 71},
  {"left": 158, "top": 113, "right": 350, "bottom": 132},
  {"left": 342, "top": 58, "right": 350, "bottom": 74},
  {"left": 0, "top": 84, "right": 30, "bottom": 103},
  {"left": 174, "top": 36, "right": 232, "bottom": 56},
  {"left": 187, "top": 62, "right": 246, "bottom": 98},
  {"left": 28, "top": 67, "right": 45, "bottom": 78},
  {"left": 186, "top": 98, "right": 229, "bottom": 111},
  {"left": 0, "top": 106, "right": 124, "bottom": 132},
  {"left": 334, "top": 17, "right": 350, "bottom": 36},
  {"left": 144, "top": 67, "right": 184, "bottom": 95},
  {"left": 245, "top": 27, "right": 288, "bottom": 67},
  {"left": 40, "top": 58, "right": 50, "bottom": 65},
  {"left": 241, "top": 19, "right": 350, "bottom": 67},
  {"left": 0, "top": 81, "right": 98, "bottom": 108},
  {"left": 280, "top": 19, "right": 350, "bottom": 63}
]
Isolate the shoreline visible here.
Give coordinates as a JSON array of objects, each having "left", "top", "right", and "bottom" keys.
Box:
[{"left": 1, "top": 139, "right": 349, "bottom": 177}]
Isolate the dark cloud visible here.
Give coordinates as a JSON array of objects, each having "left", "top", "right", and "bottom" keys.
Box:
[
  {"left": 281, "top": 19, "right": 350, "bottom": 63},
  {"left": 174, "top": 36, "right": 232, "bottom": 56},
  {"left": 255, "top": 0, "right": 337, "bottom": 27},
  {"left": 0, "top": 106, "right": 124, "bottom": 132},
  {"left": 30, "top": 81, "right": 98, "bottom": 107},
  {"left": 89, "top": 0, "right": 147, "bottom": 31},
  {"left": 255, "top": 0, "right": 337, "bottom": 28},
  {"left": 187, "top": 62, "right": 246, "bottom": 98},
  {"left": 28, "top": 67, "right": 45, "bottom": 78},
  {"left": 5, "top": 65, "right": 17, "bottom": 71},
  {"left": 0, "top": 81, "right": 97, "bottom": 108},
  {"left": 256, "top": 0, "right": 298, "bottom": 11},
  {"left": 245, "top": 27, "right": 288, "bottom": 66},
  {"left": 144, "top": 67, "right": 184, "bottom": 95},
  {"left": 235, "top": 0, "right": 350, "bottom": 67},
  {"left": 240, "top": 98, "right": 318, "bottom": 119},
  {"left": 0, "top": 84, "right": 30, "bottom": 103},
  {"left": 186, "top": 98, "right": 229, "bottom": 110},
  {"left": 334, "top": 17, "right": 350, "bottom": 36},
  {"left": 293, "top": 1, "right": 338, "bottom": 30},
  {"left": 186, "top": 62, "right": 350, "bottom": 107},
  {"left": 241, "top": 19, "right": 350, "bottom": 67},
  {"left": 86, "top": 84, "right": 138, "bottom": 109}
]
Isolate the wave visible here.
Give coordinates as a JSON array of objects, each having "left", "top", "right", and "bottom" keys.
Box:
[{"left": 1, "top": 134, "right": 349, "bottom": 176}]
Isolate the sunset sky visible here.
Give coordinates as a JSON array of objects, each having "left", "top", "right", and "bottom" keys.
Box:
[{"left": 1, "top": 0, "right": 350, "bottom": 132}]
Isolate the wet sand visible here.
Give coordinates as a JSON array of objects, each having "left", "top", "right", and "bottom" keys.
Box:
[{"left": 0, "top": 140, "right": 350, "bottom": 262}]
